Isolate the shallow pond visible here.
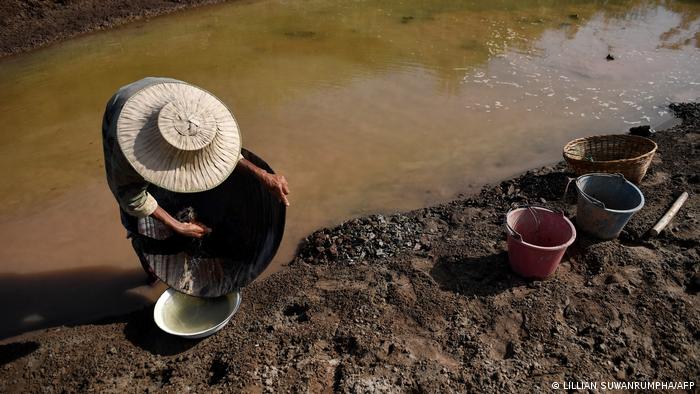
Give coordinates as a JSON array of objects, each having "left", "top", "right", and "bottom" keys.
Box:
[{"left": 0, "top": 0, "right": 699, "bottom": 338}]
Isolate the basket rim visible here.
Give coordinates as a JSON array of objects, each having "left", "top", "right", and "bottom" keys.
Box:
[{"left": 562, "top": 134, "right": 658, "bottom": 164}]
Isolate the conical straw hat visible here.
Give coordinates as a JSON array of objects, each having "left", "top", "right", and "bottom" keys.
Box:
[{"left": 117, "top": 82, "right": 242, "bottom": 193}]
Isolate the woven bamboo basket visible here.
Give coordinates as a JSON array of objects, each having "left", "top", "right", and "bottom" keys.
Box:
[{"left": 562, "top": 134, "right": 657, "bottom": 184}]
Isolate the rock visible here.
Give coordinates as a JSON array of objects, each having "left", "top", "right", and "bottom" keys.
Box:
[
  {"left": 687, "top": 272, "right": 700, "bottom": 293},
  {"left": 329, "top": 245, "right": 339, "bottom": 256},
  {"left": 605, "top": 273, "right": 623, "bottom": 285},
  {"left": 629, "top": 125, "right": 654, "bottom": 137},
  {"left": 669, "top": 103, "right": 700, "bottom": 123}
]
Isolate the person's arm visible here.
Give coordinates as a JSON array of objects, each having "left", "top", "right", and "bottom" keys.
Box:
[
  {"left": 108, "top": 145, "right": 211, "bottom": 238},
  {"left": 115, "top": 182, "right": 211, "bottom": 238},
  {"left": 150, "top": 206, "right": 211, "bottom": 238},
  {"left": 237, "top": 157, "right": 290, "bottom": 206}
]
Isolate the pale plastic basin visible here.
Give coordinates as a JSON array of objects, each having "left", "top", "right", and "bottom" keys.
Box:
[{"left": 154, "top": 288, "right": 241, "bottom": 338}]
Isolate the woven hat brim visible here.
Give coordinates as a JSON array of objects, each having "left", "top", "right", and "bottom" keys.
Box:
[{"left": 116, "top": 82, "right": 242, "bottom": 193}]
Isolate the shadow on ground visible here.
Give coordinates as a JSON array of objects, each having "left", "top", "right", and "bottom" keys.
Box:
[
  {"left": 121, "top": 308, "right": 203, "bottom": 356},
  {"left": 429, "top": 252, "right": 525, "bottom": 297},
  {"left": 0, "top": 341, "right": 40, "bottom": 366},
  {"left": 0, "top": 266, "right": 152, "bottom": 340}
]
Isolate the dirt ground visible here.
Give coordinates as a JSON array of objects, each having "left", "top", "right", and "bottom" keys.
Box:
[
  {"left": 0, "top": 103, "right": 697, "bottom": 392},
  {"left": 0, "top": 0, "right": 236, "bottom": 58}
]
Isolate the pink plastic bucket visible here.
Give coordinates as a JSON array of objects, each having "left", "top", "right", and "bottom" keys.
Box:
[{"left": 505, "top": 206, "right": 576, "bottom": 279}]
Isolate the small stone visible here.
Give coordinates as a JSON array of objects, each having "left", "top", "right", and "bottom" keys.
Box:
[
  {"left": 329, "top": 245, "right": 338, "bottom": 256},
  {"left": 629, "top": 125, "right": 654, "bottom": 137},
  {"left": 615, "top": 369, "right": 626, "bottom": 380}
]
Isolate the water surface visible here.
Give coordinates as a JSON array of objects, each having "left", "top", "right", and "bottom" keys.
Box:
[{"left": 0, "top": 0, "right": 699, "bottom": 338}]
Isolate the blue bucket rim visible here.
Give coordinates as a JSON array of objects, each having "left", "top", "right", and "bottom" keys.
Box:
[{"left": 575, "top": 173, "right": 645, "bottom": 214}]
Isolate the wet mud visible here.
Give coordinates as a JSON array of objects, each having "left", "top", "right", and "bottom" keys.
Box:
[
  {"left": 1, "top": 104, "right": 698, "bottom": 392},
  {"left": 0, "top": 0, "right": 235, "bottom": 57}
]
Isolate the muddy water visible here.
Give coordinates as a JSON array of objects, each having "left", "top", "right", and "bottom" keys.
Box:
[{"left": 0, "top": 0, "right": 699, "bottom": 338}]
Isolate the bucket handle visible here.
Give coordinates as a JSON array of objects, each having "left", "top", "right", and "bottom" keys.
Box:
[
  {"left": 568, "top": 173, "right": 627, "bottom": 209},
  {"left": 562, "top": 176, "right": 576, "bottom": 202},
  {"left": 578, "top": 189, "right": 607, "bottom": 209},
  {"left": 506, "top": 205, "right": 562, "bottom": 241},
  {"left": 505, "top": 220, "right": 523, "bottom": 241}
]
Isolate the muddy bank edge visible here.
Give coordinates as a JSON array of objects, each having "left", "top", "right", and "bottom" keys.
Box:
[
  {"left": 0, "top": 0, "right": 239, "bottom": 58},
  {"left": 0, "top": 103, "right": 698, "bottom": 391}
]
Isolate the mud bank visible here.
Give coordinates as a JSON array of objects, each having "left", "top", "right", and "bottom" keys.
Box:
[
  {"left": 1, "top": 104, "right": 698, "bottom": 392},
  {"left": 0, "top": 0, "right": 236, "bottom": 57}
]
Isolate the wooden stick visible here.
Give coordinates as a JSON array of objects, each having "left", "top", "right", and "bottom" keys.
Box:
[{"left": 649, "top": 192, "right": 689, "bottom": 237}]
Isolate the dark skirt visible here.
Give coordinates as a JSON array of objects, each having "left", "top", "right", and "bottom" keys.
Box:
[{"left": 125, "top": 149, "right": 286, "bottom": 297}]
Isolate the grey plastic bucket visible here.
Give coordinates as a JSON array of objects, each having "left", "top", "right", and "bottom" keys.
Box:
[{"left": 575, "top": 173, "right": 644, "bottom": 239}]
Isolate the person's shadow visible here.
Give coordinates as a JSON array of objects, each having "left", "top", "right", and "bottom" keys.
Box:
[
  {"left": 0, "top": 341, "right": 39, "bottom": 366},
  {"left": 0, "top": 266, "right": 152, "bottom": 340},
  {"left": 0, "top": 266, "right": 202, "bottom": 356}
]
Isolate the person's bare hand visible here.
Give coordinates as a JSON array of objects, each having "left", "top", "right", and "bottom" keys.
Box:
[
  {"left": 174, "top": 221, "right": 211, "bottom": 238},
  {"left": 262, "top": 173, "right": 290, "bottom": 206}
]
